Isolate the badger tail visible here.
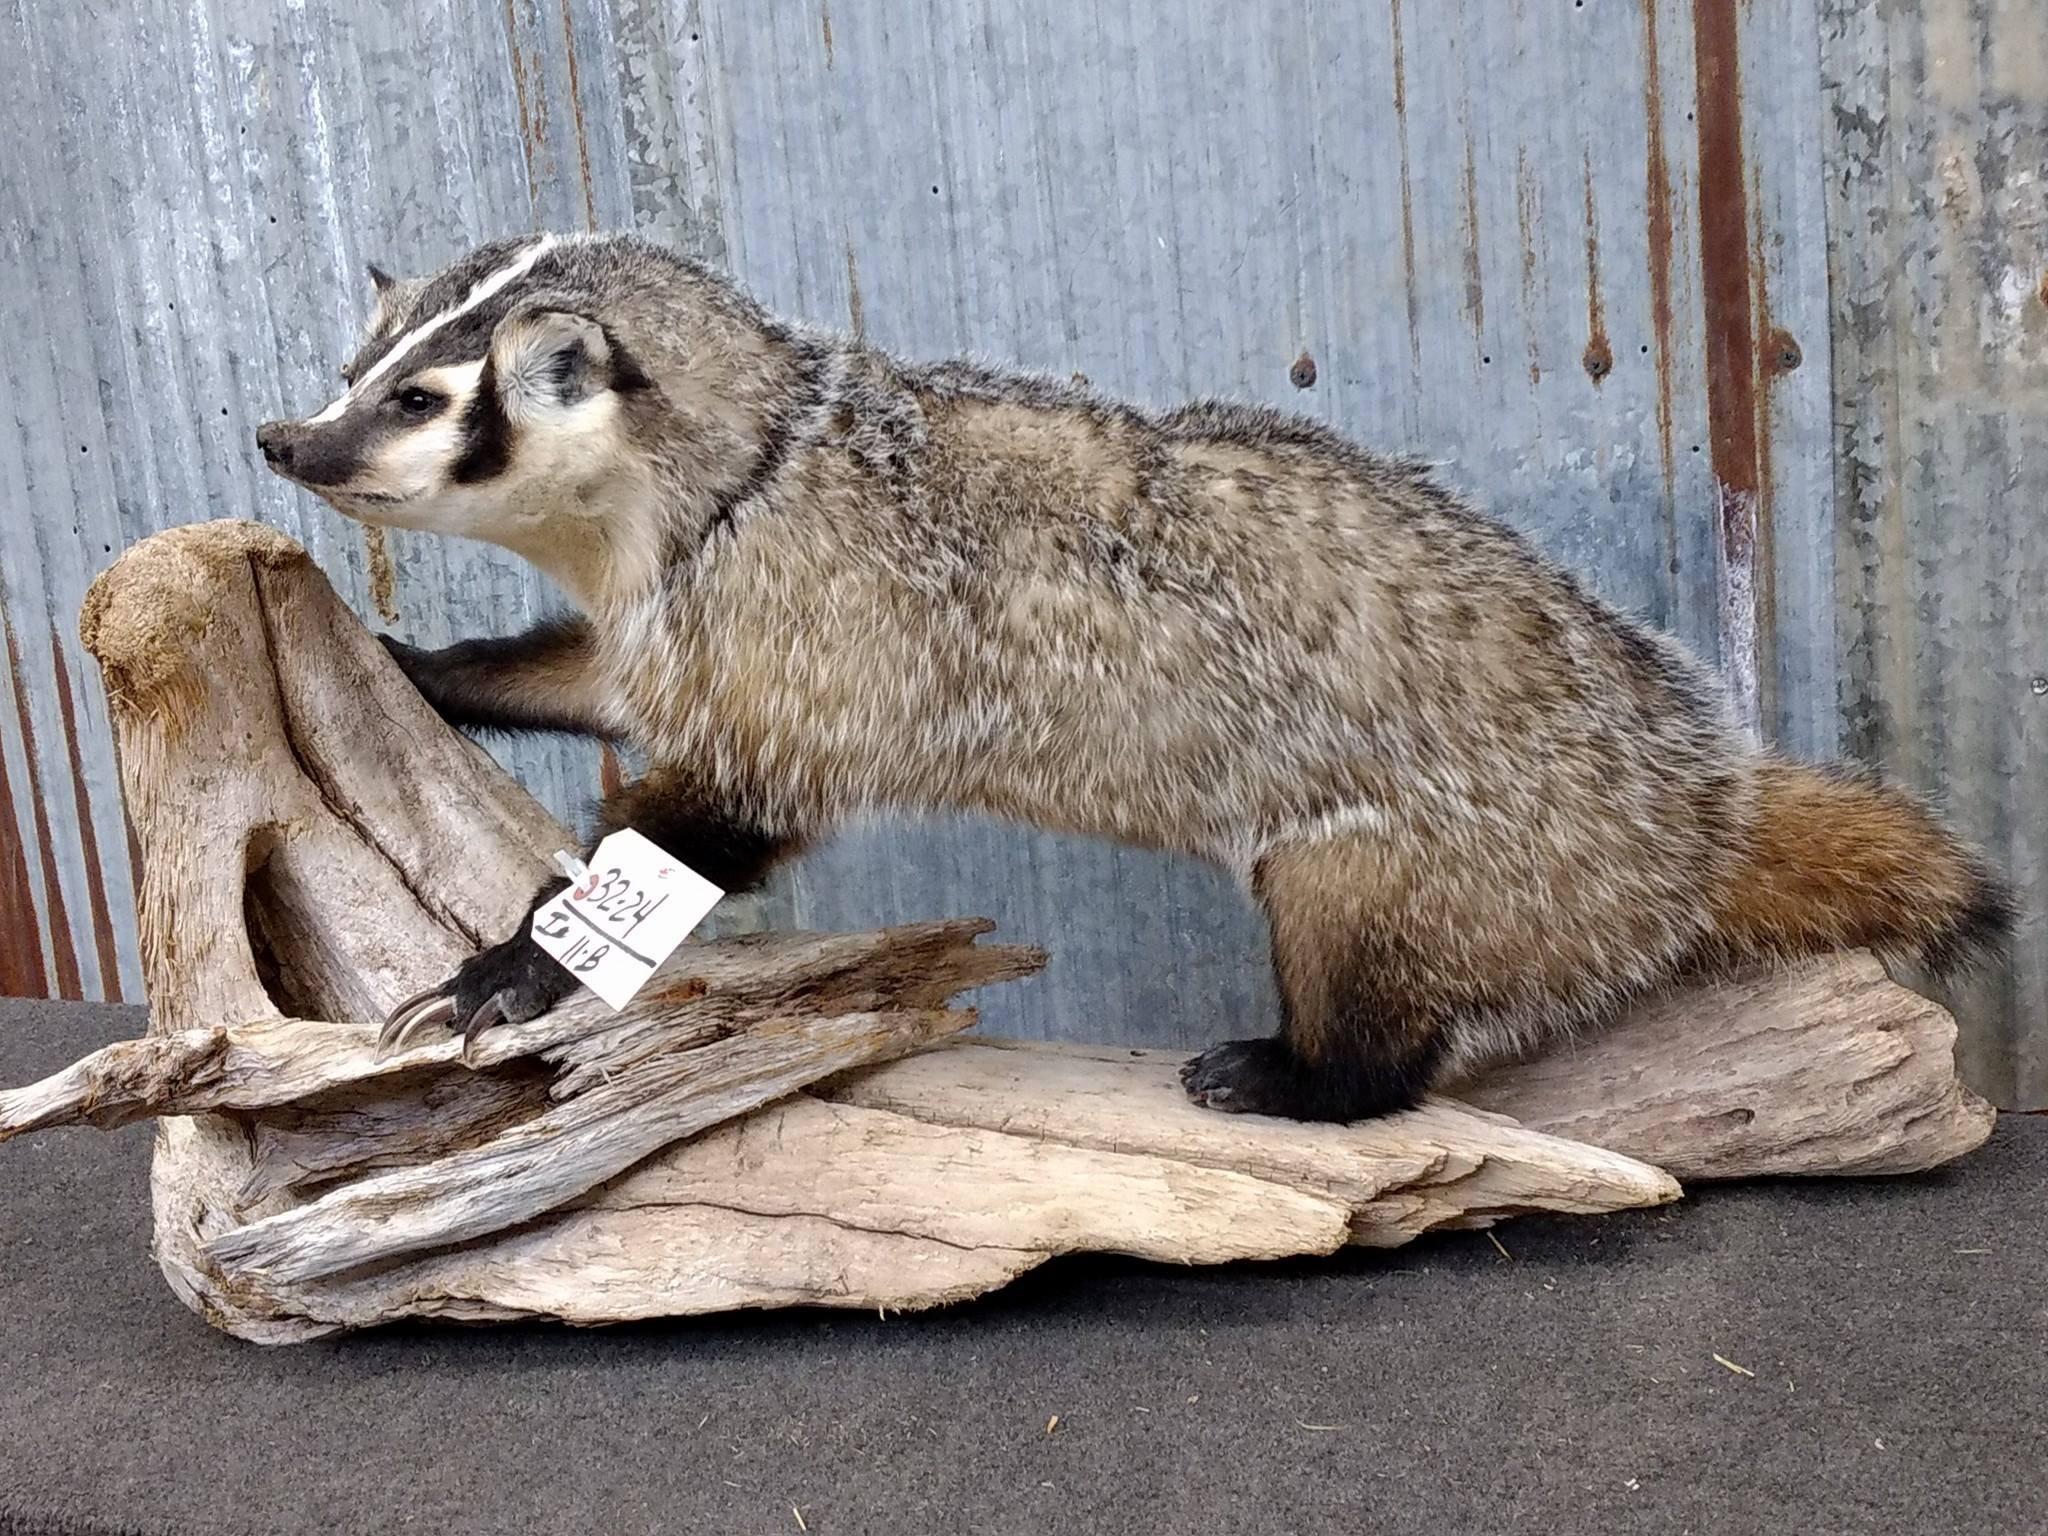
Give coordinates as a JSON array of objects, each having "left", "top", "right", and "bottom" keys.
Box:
[{"left": 1705, "top": 758, "right": 2016, "bottom": 978}]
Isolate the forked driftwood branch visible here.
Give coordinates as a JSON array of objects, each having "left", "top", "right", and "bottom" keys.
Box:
[{"left": 0, "top": 522, "right": 1995, "bottom": 1342}]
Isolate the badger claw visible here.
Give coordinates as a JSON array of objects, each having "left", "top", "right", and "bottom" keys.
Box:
[
  {"left": 459, "top": 992, "right": 508, "bottom": 1063},
  {"left": 376, "top": 935, "right": 574, "bottom": 1063},
  {"left": 376, "top": 988, "right": 457, "bottom": 1055}
]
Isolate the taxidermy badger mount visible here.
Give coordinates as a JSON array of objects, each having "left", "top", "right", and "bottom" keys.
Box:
[{"left": 256, "top": 232, "right": 2013, "bottom": 1124}]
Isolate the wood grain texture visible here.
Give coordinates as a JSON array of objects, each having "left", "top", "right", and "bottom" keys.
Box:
[{"left": 0, "top": 521, "right": 1995, "bottom": 1341}]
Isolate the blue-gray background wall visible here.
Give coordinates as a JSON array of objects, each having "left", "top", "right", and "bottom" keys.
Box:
[{"left": 1, "top": 0, "right": 2041, "bottom": 1104}]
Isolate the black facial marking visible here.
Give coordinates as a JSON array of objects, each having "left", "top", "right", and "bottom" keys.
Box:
[
  {"left": 452, "top": 354, "right": 515, "bottom": 484},
  {"left": 390, "top": 384, "right": 448, "bottom": 420},
  {"left": 339, "top": 236, "right": 554, "bottom": 389},
  {"left": 262, "top": 411, "right": 379, "bottom": 489}
]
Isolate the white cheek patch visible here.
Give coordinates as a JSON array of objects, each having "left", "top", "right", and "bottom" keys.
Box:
[
  {"left": 360, "top": 414, "right": 464, "bottom": 498},
  {"left": 533, "top": 392, "right": 624, "bottom": 472},
  {"left": 333, "top": 353, "right": 646, "bottom": 596},
  {"left": 308, "top": 235, "right": 561, "bottom": 425},
  {"left": 422, "top": 358, "right": 487, "bottom": 407},
  {"left": 352, "top": 360, "right": 486, "bottom": 498},
  {"left": 485, "top": 395, "right": 631, "bottom": 529},
  {"left": 496, "top": 392, "right": 629, "bottom": 511}
]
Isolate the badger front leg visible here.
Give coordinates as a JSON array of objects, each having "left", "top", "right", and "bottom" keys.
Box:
[
  {"left": 380, "top": 768, "right": 810, "bottom": 1053},
  {"left": 380, "top": 615, "right": 614, "bottom": 738}
]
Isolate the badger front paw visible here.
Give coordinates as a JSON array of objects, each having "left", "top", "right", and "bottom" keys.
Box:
[{"left": 378, "top": 932, "right": 577, "bottom": 1058}]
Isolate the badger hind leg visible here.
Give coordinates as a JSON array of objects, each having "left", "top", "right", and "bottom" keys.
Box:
[{"left": 1182, "top": 836, "right": 1481, "bottom": 1123}]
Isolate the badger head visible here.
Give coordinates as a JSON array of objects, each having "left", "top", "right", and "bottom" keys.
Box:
[{"left": 258, "top": 233, "right": 796, "bottom": 606}]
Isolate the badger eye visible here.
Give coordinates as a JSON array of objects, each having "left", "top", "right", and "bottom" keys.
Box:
[{"left": 392, "top": 385, "right": 444, "bottom": 418}]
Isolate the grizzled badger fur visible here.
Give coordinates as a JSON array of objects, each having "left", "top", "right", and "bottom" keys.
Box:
[{"left": 256, "top": 233, "right": 2013, "bottom": 1123}]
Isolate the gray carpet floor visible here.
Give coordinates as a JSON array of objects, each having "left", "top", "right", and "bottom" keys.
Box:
[{"left": 1, "top": 997, "right": 2040, "bottom": 1536}]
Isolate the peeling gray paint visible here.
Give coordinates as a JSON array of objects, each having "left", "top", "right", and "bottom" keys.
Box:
[{"left": 0, "top": 0, "right": 2036, "bottom": 1104}]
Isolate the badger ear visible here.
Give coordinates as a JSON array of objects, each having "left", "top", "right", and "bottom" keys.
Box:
[
  {"left": 492, "top": 308, "right": 613, "bottom": 420},
  {"left": 365, "top": 263, "right": 422, "bottom": 332}
]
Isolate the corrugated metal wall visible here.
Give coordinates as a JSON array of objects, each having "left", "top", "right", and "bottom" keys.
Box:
[
  {"left": 1820, "top": 0, "right": 2046, "bottom": 1107},
  {"left": 0, "top": 1, "right": 2038, "bottom": 1102}
]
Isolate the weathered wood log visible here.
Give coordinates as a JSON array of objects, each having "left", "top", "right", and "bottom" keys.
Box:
[{"left": 0, "top": 520, "right": 1996, "bottom": 1342}]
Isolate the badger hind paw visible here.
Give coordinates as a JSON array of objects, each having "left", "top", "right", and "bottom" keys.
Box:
[{"left": 1180, "top": 1037, "right": 1305, "bottom": 1117}]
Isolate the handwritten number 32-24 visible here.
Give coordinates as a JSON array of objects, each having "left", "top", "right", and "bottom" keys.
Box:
[{"left": 573, "top": 867, "right": 670, "bottom": 942}]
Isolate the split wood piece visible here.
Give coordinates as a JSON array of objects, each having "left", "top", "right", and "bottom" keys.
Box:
[
  {"left": 57, "top": 521, "right": 1047, "bottom": 1339},
  {"left": 0, "top": 519, "right": 1994, "bottom": 1341},
  {"left": 204, "top": 1004, "right": 973, "bottom": 1285},
  {"left": 1456, "top": 952, "right": 1995, "bottom": 1180},
  {"left": 0, "top": 920, "right": 1042, "bottom": 1143},
  {"left": 824, "top": 948, "right": 1999, "bottom": 1194}
]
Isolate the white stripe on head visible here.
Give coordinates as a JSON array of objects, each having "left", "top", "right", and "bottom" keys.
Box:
[{"left": 309, "top": 235, "right": 562, "bottom": 424}]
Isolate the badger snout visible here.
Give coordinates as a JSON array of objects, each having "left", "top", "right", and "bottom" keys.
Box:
[
  {"left": 255, "top": 420, "right": 297, "bottom": 472},
  {"left": 255, "top": 418, "right": 363, "bottom": 489}
]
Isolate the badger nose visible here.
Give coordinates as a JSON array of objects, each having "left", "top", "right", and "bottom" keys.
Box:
[{"left": 255, "top": 421, "right": 295, "bottom": 470}]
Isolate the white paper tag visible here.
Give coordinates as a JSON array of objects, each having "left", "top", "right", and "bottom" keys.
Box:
[{"left": 528, "top": 829, "right": 724, "bottom": 1010}]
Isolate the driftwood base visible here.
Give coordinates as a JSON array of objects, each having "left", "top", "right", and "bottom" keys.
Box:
[{"left": 0, "top": 522, "right": 1995, "bottom": 1342}]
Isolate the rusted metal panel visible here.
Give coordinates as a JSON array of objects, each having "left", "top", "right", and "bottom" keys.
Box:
[
  {"left": 1692, "top": 0, "right": 1768, "bottom": 739},
  {"left": 1820, "top": 0, "right": 2046, "bottom": 1107},
  {"left": 0, "top": 692, "right": 52, "bottom": 998},
  {"left": 0, "top": 0, "right": 2033, "bottom": 1098},
  {"left": 2, "top": 614, "right": 80, "bottom": 1001},
  {"left": 1735, "top": 2, "right": 1843, "bottom": 765}
]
